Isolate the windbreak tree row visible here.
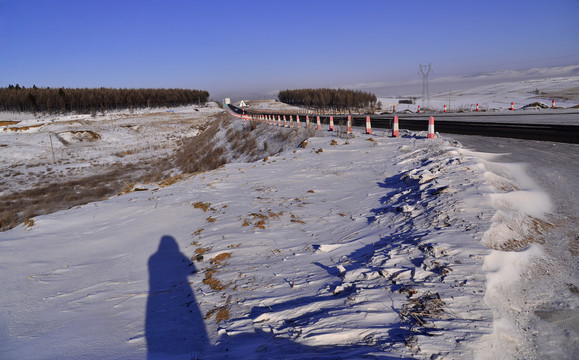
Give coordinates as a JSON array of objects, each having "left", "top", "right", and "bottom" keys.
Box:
[
  {"left": 278, "top": 88, "right": 377, "bottom": 112},
  {"left": 0, "top": 86, "right": 210, "bottom": 114}
]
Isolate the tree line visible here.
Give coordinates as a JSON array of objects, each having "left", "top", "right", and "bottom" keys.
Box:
[
  {"left": 278, "top": 88, "right": 378, "bottom": 112},
  {"left": 0, "top": 85, "right": 210, "bottom": 115}
]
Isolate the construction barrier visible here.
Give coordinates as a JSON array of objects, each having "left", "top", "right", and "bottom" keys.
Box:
[
  {"left": 366, "top": 115, "right": 372, "bottom": 135},
  {"left": 427, "top": 116, "right": 435, "bottom": 139},
  {"left": 347, "top": 115, "right": 352, "bottom": 134},
  {"left": 392, "top": 115, "right": 399, "bottom": 137}
]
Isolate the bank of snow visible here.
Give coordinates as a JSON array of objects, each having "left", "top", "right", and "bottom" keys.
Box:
[{"left": 0, "top": 119, "right": 565, "bottom": 359}]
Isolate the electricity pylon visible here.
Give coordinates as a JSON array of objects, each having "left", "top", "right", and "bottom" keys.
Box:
[{"left": 419, "top": 63, "right": 432, "bottom": 108}]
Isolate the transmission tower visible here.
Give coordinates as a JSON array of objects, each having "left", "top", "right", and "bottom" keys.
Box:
[{"left": 419, "top": 63, "right": 432, "bottom": 108}]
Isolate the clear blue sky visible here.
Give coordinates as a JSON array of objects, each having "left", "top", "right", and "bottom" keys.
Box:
[{"left": 1, "top": 0, "right": 578, "bottom": 99}]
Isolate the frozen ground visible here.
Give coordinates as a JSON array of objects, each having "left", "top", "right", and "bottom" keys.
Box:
[
  {"left": 0, "top": 104, "right": 221, "bottom": 197},
  {"left": 378, "top": 75, "right": 579, "bottom": 113},
  {"left": 0, "top": 77, "right": 577, "bottom": 359}
]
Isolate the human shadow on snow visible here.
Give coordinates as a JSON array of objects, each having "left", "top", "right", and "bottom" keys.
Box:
[
  {"left": 146, "top": 235, "right": 208, "bottom": 359},
  {"left": 146, "top": 236, "right": 404, "bottom": 359}
]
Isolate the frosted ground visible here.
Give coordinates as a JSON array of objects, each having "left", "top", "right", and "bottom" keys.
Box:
[
  {"left": 378, "top": 74, "right": 579, "bottom": 113},
  {"left": 0, "top": 78, "right": 577, "bottom": 359}
]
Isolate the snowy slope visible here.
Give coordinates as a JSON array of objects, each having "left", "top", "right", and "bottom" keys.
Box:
[
  {"left": 0, "top": 114, "right": 565, "bottom": 359},
  {"left": 378, "top": 75, "right": 579, "bottom": 113}
]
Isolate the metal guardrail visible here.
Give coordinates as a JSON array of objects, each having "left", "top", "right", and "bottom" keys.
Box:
[{"left": 226, "top": 104, "right": 579, "bottom": 144}]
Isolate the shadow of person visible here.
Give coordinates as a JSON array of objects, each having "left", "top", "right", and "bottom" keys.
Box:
[{"left": 146, "top": 235, "right": 208, "bottom": 359}]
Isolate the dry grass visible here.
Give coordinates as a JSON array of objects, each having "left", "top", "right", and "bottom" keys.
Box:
[
  {"left": 241, "top": 211, "right": 283, "bottom": 229},
  {"left": 193, "top": 201, "right": 214, "bottom": 212},
  {"left": 400, "top": 291, "right": 449, "bottom": 328},
  {"left": 0, "top": 111, "right": 311, "bottom": 231},
  {"left": 0, "top": 121, "right": 20, "bottom": 126},
  {"left": 174, "top": 114, "right": 229, "bottom": 173},
  {"left": 204, "top": 305, "right": 230, "bottom": 323},
  {"left": 23, "top": 219, "right": 35, "bottom": 228},
  {"left": 210, "top": 252, "right": 232, "bottom": 265},
  {"left": 159, "top": 173, "right": 191, "bottom": 187},
  {"left": 8, "top": 124, "right": 43, "bottom": 132},
  {"left": 494, "top": 216, "right": 553, "bottom": 251},
  {"left": 203, "top": 268, "right": 227, "bottom": 291},
  {"left": 0, "top": 156, "right": 175, "bottom": 231}
]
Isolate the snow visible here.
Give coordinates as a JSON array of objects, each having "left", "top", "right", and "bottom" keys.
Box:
[
  {"left": 378, "top": 74, "right": 579, "bottom": 113},
  {"left": 1, "top": 77, "right": 578, "bottom": 359},
  {"left": 0, "top": 104, "right": 221, "bottom": 196}
]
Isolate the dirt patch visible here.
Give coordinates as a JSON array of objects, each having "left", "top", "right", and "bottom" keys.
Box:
[{"left": 55, "top": 130, "right": 101, "bottom": 145}]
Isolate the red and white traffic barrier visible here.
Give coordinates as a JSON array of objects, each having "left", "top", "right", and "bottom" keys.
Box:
[
  {"left": 552, "top": 99, "right": 556, "bottom": 108},
  {"left": 347, "top": 115, "right": 352, "bottom": 134},
  {"left": 284, "top": 115, "right": 288, "bottom": 127},
  {"left": 366, "top": 115, "right": 372, "bottom": 134},
  {"left": 329, "top": 116, "right": 334, "bottom": 131},
  {"left": 417, "top": 105, "right": 421, "bottom": 113},
  {"left": 278, "top": 115, "right": 281, "bottom": 127},
  {"left": 317, "top": 116, "right": 321, "bottom": 130},
  {"left": 510, "top": 102, "right": 514, "bottom": 111},
  {"left": 306, "top": 115, "right": 310, "bottom": 129},
  {"left": 392, "top": 115, "right": 399, "bottom": 137},
  {"left": 444, "top": 104, "right": 447, "bottom": 113},
  {"left": 427, "top": 116, "right": 435, "bottom": 139},
  {"left": 476, "top": 103, "right": 479, "bottom": 112},
  {"left": 296, "top": 115, "right": 300, "bottom": 128}
]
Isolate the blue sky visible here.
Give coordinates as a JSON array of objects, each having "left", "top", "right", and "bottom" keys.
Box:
[{"left": 1, "top": 0, "right": 578, "bottom": 99}]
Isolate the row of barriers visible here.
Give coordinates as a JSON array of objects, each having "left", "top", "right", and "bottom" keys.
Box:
[{"left": 226, "top": 105, "right": 437, "bottom": 139}]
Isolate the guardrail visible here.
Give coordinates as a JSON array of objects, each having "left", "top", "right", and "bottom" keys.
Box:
[{"left": 225, "top": 104, "right": 579, "bottom": 144}]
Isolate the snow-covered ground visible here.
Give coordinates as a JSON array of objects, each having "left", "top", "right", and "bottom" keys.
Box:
[
  {"left": 0, "top": 104, "right": 221, "bottom": 197},
  {"left": 0, "top": 78, "right": 577, "bottom": 359},
  {"left": 379, "top": 75, "right": 579, "bottom": 113}
]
